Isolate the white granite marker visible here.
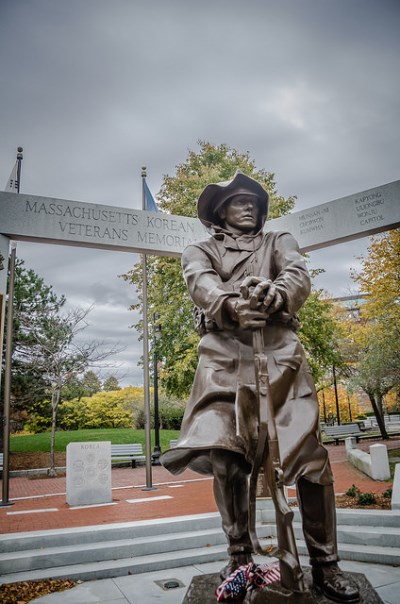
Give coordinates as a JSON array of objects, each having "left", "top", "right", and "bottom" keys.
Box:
[{"left": 66, "top": 441, "right": 111, "bottom": 506}]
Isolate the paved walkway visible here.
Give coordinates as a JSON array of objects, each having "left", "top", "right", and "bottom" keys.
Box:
[
  {"left": 0, "top": 439, "right": 398, "bottom": 534},
  {"left": 29, "top": 558, "right": 400, "bottom": 603}
]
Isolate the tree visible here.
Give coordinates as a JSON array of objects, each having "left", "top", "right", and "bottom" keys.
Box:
[
  {"left": 58, "top": 386, "right": 148, "bottom": 430},
  {"left": 24, "top": 305, "right": 122, "bottom": 475},
  {"left": 122, "top": 141, "right": 296, "bottom": 397},
  {"left": 318, "top": 384, "right": 360, "bottom": 424},
  {"left": 78, "top": 391, "right": 132, "bottom": 428},
  {"left": 1, "top": 259, "right": 66, "bottom": 444},
  {"left": 80, "top": 370, "right": 102, "bottom": 396},
  {"left": 349, "top": 229, "right": 400, "bottom": 438},
  {"left": 298, "top": 286, "right": 345, "bottom": 386},
  {"left": 103, "top": 375, "right": 121, "bottom": 391}
]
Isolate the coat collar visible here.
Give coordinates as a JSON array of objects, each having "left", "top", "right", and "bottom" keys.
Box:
[{"left": 212, "top": 227, "right": 265, "bottom": 252}]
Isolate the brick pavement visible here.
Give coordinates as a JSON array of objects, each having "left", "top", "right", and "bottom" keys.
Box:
[{"left": 0, "top": 438, "right": 398, "bottom": 535}]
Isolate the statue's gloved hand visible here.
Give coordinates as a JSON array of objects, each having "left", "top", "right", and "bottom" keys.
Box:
[
  {"left": 240, "top": 276, "right": 284, "bottom": 314},
  {"left": 225, "top": 297, "right": 267, "bottom": 329}
]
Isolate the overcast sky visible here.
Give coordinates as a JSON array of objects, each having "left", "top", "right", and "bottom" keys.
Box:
[{"left": 0, "top": 0, "right": 399, "bottom": 386}]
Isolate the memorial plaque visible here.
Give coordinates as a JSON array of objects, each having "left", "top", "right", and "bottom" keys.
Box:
[
  {"left": 0, "top": 192, "right": 208, "bottom": 258},
  {"left": 66, "top": 441, "right": 111, "bottom": 506},
  {"left": 267, "top": 180, "right": 400, "bottom": 252}
]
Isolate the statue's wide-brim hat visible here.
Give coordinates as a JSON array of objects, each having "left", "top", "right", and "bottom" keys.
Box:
[{"left": 197, "top": 171, "right": 269, "bottom": 228}]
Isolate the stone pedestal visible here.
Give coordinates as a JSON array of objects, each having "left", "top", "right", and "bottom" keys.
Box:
[
  {"left": 66, "top": 441, "right": 111, "bottom": 506},
  {"left": 182, "top": 568, "right": 383, "bottom": 603}
]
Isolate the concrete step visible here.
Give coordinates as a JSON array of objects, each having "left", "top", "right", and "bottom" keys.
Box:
[
  {"left": 0, "top": 523, "right": 275, "bottom": 575},
  {"left": 1, "top": 505, "right": 400, "bottom": 584},
  {"left": 259, "top": 506, "right": 400, "bottom": 528},
  {"left": 263, "top": 528, "right": 400, "bottom": 567},
  {"left": 336, "top": 524, "right": 400, "bottom": 548},
  {"left": 0, "top": 542, "right": 230, "bottom": 584},
  {"left": 296, "top": 540, "right": 400, "bottom": 567},
  {"left": 2, "top": 534, "right": 400, "bottom": 585},
  {"left": 0, "top": 512, "right": 224, "bottom": 553},
  {"left": 262, "top": 520, "right": 400, "bottom": 549},
  {"left": 0, "top": 528, "right": 223, "bottom": 574}
]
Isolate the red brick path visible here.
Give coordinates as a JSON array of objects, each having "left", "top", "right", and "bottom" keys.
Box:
[{"left": 0, "top": 438, "right": 398, "bottom": 535}]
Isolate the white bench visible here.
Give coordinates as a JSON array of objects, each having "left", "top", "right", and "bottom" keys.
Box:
[
  {"left": 0, "top": 452, "right": 3, "bottom": 471},
  {"left": 169, "top": 440, "right": 178, "bottom": 448},
  {"left": 110, "top": 444, "right": 145, "bottom": 468}
]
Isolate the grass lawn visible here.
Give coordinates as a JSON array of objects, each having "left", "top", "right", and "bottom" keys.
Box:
[{"left": 10, "top": 428, "right": 180, "bottom": 453}]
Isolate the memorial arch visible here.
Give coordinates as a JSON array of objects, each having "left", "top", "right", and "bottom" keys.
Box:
[{"left": 0, "top": 179, "right": 399, "bottom": 492}]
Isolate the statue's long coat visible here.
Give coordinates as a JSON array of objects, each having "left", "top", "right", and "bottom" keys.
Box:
[{"left": 161, "top": 229, "right": 333, "bottom": 486}]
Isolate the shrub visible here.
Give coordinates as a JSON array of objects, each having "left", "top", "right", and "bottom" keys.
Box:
[
  {"left": 357, "top": 492, "right": 376, "bottom": 506},
  {"left": 383, "top": 488, "right": 392, "bottom": 499},
  {"left": 24, "top": 414, "right": 52, "bottom": 434},
  {"left": 159, "top": 405, "right": 185, "bottom": 430},
  {"left": 345, "top": 484, "right": 360, "bottom": 498}
]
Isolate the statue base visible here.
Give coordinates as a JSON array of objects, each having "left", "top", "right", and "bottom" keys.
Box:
[{"left": 182, "top": 567, "right": 383, "bottom": 603}]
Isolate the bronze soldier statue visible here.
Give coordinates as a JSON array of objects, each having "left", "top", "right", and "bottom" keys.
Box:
[{"left": 161, "top": 172, "right": 359, "bottom": 603}]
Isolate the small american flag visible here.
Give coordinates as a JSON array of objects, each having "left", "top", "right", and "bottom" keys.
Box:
[{"left": 215, "top": 561, "right": 280, "bottom": 601}]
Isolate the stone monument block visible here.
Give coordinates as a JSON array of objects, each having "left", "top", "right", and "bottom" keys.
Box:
[
  {"left": 370, "top": 443, "right": 390, "bottom": 480},
  {"left": 66, "top": 441, "right": 111, "bottom": 506}
]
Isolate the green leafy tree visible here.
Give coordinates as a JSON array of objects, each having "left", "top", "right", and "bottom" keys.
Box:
[
  {"left": 1, "top": 260, "right": 66, "bottom": 444},
  {"left": 298, "top": 287, "right": 345, "bottom": 385},
  {"left": 83, "top": 391, "right": 133, "bottom": 428},
  {"left": 80, "top": 370, "right": 102, "bottom": 396},
  {"left": 23, "top": 305, "right": 122, "bottom": 474},
  {"left": 350, "top": 229, "right": 400, "bottom": 438},
  {"left": 103, "top": 375, "right": 121, "bottom": 391},
  {"left": 58, "top": 386, "right": 146, "bottom": 430},
  {"left": 60, "top": 374, "right": 86, "bottom": 401},
  {"left": 122, "top": 141, "right": 296, "bottom": 397}
]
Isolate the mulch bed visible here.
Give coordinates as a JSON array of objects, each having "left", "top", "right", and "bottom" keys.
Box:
[
  {"left": 335, "top": 493, "right": 391, "bottom": 509},
  {"left": 0, "top": 579, "right": 77, "bottom": 604},
  {"left": 288, "top": 494, "right": 392, "bottom": 510}
]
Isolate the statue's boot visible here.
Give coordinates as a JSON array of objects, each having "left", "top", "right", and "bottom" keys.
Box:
[
  {"left": 210, "top": 450, "right": 254, "bottom": 580},
  {"left": 297, "top": 477, "right": 360, "bottom": 603},
  {"left": 312, "top": 563, "right": 360, "bottom": 603}
]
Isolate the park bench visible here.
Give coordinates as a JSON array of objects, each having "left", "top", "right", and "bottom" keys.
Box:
[
  {"left": 0, "top": 452, "right": 3, "bottom": 472},
  {"left": 110, "top": 444, "right": 145, "bottom": 468},
  {"left": 322, "top": 423, "right": 363, "bottom": 445},
  {"left": 385, "top": 414, "right": 400, "bottom": 423},
  {"left": 169, "top": 439, "right": 178, "bottom": 448}
]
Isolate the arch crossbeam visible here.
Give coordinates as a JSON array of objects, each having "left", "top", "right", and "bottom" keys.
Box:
[{"left": 0, "top": 180, "right": 399, "bottom": 257}]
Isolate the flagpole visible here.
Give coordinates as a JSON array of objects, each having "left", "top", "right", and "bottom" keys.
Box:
[
  {"left": 141, "top": 167, "right": 154, "bottom": 490},
  {"left": 0, "top": 146, "right": 22, "bottom": 506},
  {"left": 1, "top": 244, "right": 16, "bottom": 506},
  {"left": 16, "top": 147, "right": 23, "bottom": 193}
]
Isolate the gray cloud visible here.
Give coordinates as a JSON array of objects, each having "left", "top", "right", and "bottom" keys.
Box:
[{"left": 0, "top": 0, "right": 398, "bottom": 385}]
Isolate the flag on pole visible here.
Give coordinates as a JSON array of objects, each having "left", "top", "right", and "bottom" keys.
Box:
[
  {"left": 143, "top": 179, "right": 159, "bottom": 212},
  {"left": 4, "top": 161, "right": 19, "bottom": 192}
]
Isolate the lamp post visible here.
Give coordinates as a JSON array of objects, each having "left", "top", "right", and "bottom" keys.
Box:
[
  {"left": 332, "top": 365, "right": 341, "bottom": 425},
  {"left": 347, "top": 391, "right": 353, "bottom": 422},
  {"left": 151, "top": 314, "right": 162, "bottom": 465},
  {"left": 321, "top": 389, "right": 327, "bottom": 423}
]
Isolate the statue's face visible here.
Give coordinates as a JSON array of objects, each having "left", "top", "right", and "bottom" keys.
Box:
[{"left": 218, "top": 195, "right": 259, "bottom": 235}]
